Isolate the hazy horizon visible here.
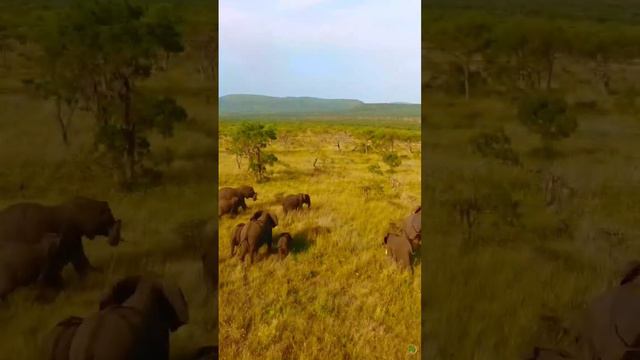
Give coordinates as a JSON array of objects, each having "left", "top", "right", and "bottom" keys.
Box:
[
  {"left": 219, "top": 93, "right": 421, "bottom": 104},
  {"left": 219, "top": 0, "right": 421, "bottom": 104}
]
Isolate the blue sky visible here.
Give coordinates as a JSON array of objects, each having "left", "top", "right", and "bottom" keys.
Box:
[{"left": 219, "top": 0, "right": 421, "bottom": 104}]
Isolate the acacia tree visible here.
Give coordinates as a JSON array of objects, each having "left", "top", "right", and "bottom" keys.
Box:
[
  {"left": 230, "top": 123, "right": 278, "bottom": 182},
  {"left": 429, "top": 13, "right": 493, "bottom": 100},
  {"left": 518, "top": 92, "right": 577, "bottom": 154},
  {"left": 41, "top": 0, "right": 187, "bottom": 184},
  {"left": 491, "top": 18, "right": 566, "bottom": 91}
]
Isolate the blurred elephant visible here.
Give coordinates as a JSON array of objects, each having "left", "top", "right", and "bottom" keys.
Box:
[
  {"left": 282, "top": 193, "right": 311, "bottom": 214},
  {"left": 238, "top": 211, "right": 278, "bottom": 265},
  {"left": 201, "top": 220, "right": 218, "bottom": 297},
  {"left": 0, "top": 233, "right": 60, "bottom": 300},
  {"left": 45, "top": 316, "right": 83, "bottom": 360},
  {"left": 0, "top": 197, "right": 122, "bottom": 288},
  {"left": 229, "top": 223, "right": 245, "bottom": 257},
  {"left": 276, "top": 232, "right": 292, "bottom": 260},
  {"left": 67, "top": 275, "right": 188, "bottom": 360},
  {"left": 579, "top": 261, "right": 640, "bottom": 360},
  {"left": 218, "top": 196, "right": 241, "bottom": 218},
  {"left": 219, "top": 185, "right": 257, "bottom": 211},
  {"left": 403, "top": 205, "right": 422, "bottom": 249},
  {"left": 383, "top": 232, "right": 414, "bottom": 274},
  {"left": 526, "top": 347, "right": 572, "bottom": 360}
]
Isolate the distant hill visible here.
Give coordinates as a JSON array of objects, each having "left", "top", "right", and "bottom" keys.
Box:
[{"left": 219, "top": 94, "right": 420, "bottom": 117}]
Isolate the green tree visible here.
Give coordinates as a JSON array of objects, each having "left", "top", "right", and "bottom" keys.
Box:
[
  {"left": 470, "top": 128, "right": 520, "bottom": 166},
  {"left": 517, "top": 92, "right": 577, "bottom": 154},
  {"left": 230, "top": 123, "right": 278, "bottom": 182},
  {"left": 382, "top": 152, "right": 402, "bottom": 172},
  {"left": 429, "top": 13, "right": 493, "bottom": 99},
  {"left": 39, "top": 0, "right": 187, "bottom": 184}
]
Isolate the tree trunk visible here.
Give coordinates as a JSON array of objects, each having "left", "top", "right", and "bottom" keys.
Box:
[
  {"left": 463, "top": 60, "right": 470, "bottom": 100},
  {"left": 546, "top": 55, "right": 554, "bottom": 90},
  {"left": 55, "top": 97, "right": 70, "bottom": 146},
  {"left": 122, "top": 77, "right": 136, "bottom": 182}
]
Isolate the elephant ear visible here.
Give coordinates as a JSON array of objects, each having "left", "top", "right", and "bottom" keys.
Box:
[
  {"left": 621, "top": 261, "right": 640, "bottom": 285},
  {"left": 160, "top": 282, "right": 189, "bottom": 332},
  {"left": 268, "top": 213, "right": 278, "bottom": 227},
  {"left": 99, "top": 275, "right": 143, "bottom": 310},
  {"left": 612, "top": 285, "right": 640, "bottom": 349},
  {"left": 250, "top": 211, "right": 264, "bottom": 221}
]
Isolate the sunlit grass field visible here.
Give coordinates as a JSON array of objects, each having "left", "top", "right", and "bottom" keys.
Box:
[
  {"left": 424, "top": 91, "right": 640, "bottom": 359},
  {"left": 0, "top": 62, "right": 217, "bottom": 359},
  {"left": 218, "top": 120, "right": 421, "bottom": 359}
]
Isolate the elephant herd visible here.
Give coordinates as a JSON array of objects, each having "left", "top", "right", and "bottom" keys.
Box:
[
  {"left": 219, "top": 185, "right": 422, "bottom": 273},
  {"left": 528, "top": 261, "right": 640, "bottom": 360},
  {"left": 0, "top": 197, "right": 217, "bottom": 360}
]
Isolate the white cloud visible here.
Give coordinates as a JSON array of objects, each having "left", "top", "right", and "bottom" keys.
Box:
[{"left": 276, "top": 0, "right": 332, "bottom": 10}]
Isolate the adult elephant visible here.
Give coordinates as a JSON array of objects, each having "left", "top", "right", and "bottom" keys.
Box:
[
  {"left": 201, "top": 219, "right": 218, "bottom": 297},
  {"left": 579, "top": 261, "right": 640, "bottom": 360},
  {"left": 44, "top": 316, "right": 83, "bottom": 360},
  {"left": 282, "top": 193, "right": 311, "bottom": 214},
  {"left": 66, "top": 275, "right": 188, "bottom": 360},
  {"left": 218, "top": 196, "right": 241, "bottom": 218},
  {"left": 0, "top": 233, "right": 60, "bottom": 300},
  {"left": 403, "top": 205, "right": 421, "bottom": 249},
  {"left": 238, "top": 211, "right": 278, "bottom": 265},
  {"left": 229, "top": 223, "right": 245, "bottom": 257},
  {"left": 0, "top": 197, "right": 122, "bottom": 288},
  {"left": 219, "top": 186, "right": 257, "bottom": 211},
  {"left": 383, "top": 232, "right": 415, "bottom": 274}
]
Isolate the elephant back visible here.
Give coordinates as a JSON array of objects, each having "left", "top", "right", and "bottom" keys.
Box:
[{"left": 0, "top": 202, "right": 56, "bottom": 244}]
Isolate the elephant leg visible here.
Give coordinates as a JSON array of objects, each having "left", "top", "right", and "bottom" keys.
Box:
[
  {"left": 70, "top": 241, "right": 97, "bottom": 277},
  {"left": 239, "top": 243, "right": 248, "bottom": 262},
  {"left": 249, "top": 243, "right": 256, "bottom": 265}
]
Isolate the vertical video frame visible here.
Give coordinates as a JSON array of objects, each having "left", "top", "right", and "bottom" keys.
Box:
[{"left": 218, "top": 1, "right": 421, "bottom": 359}]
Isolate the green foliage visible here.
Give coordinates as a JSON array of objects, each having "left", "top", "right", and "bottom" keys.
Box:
[
  {"left": 229, "top": 122, "right": 278, "bottom": 182},
  {"left": 33, "top": 0, "right": 188, "bottom": 186},
  {"left": 382, "top": 151, "right": 402, "bottom": 171},
  {"left": 367, "top": 163, "right": 383, "bottom": 176},
  {"left": 470, "top": 128, "right": 520, "bottom": 166},
  {"left": 517, "top": 92, "right": 577, "bottom": 150}
]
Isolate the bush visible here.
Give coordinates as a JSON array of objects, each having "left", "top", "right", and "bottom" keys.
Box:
[
  {"left": 470, "top": 128, "right": 520, "bottom": 166},
  {"left": 517, "top": 92, "right": 578, "bottom": 153}
]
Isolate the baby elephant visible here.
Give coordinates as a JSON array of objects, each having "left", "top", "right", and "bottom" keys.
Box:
[
  {"left": 229, "top": 223, "right": 245, "bottom": 257},
  {"left": 282, "top": 193, "right": 311, "bottom": 214},
  {"left": 276, "top": 233, "right": 293, "bottom": 260},
  {"left": 60, "top": 275, "right": 189, "bottom": 360},
  {"left": 219, "top": 196, "right": 241, "bottom": 218},
  {"left": 0, "top": 233, "right": 60, "bottom": 300},
  {"left": 383, "top": 232, "right": 416, "bottom": 274}
]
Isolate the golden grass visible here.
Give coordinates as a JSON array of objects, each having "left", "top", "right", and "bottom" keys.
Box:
[{"left": 219, "top": 122, "right": 421, "bottom": 360}]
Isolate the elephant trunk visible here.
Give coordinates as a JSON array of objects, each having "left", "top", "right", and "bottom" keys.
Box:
[{"left": 107, "top": 219, "right": 122, "bottom": 247}]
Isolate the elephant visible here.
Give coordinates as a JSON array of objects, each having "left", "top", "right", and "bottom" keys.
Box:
[
  {"left": 383, "top": 232, "right": 414, "bottom": 274},
  {"left": 44, "top": 316, "right": 83, "bottom": 360},
  {"left": 66, "top": 275, "right": 188, "bottom": 360},
  {"left": 282, "top": 193, "right": 311, "bottom": 214},
  {"left": 201, "top": 220, "right": 217, "bottom": 297},
  {"left": 526, "top": 347, "right": 572, "bottom": 360},
  {"left": 219, "top": 185, "right": 257, "bottom": 211},
  {"left": 238, "top": 211, "right": 278, "bottom": 265},
  {"left": 276, "top": 232, "right": 292, "bottom": 260},
  {"left": 0, "top": 233, "right": 60, "bottom": 300},
  {"left": 403, "top": 205, "right": 422, "bottom": 250},
  {"left": 229, "top": 223, "right": 245, "bottom": 257},
  {"left": 218, "top": 196, "right": 241, "bottom": 218},
  {"left": 0, "top": 197, "right": 122, "bottom": 288},
  {"left": 579, "top": 261, "right": 640, "bottom": 360}
]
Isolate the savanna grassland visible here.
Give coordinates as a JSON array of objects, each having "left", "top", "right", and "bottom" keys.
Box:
[
  {"left": 218, "top": 118, "right": 421, "bottom": 359},
  {"left": 0, "top": 1, "right": 217, "bottom": 359},
  {"left": 424, "top": 1, "right": 640, "bottom": 359}
]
